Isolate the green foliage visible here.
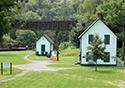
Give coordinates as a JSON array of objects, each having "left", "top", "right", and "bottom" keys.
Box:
[
  {"left": 96, "top": 0, "right": 125, "bottom": 60},
  {"left": 3, "top": 34, "right": 16, "bottom": 48},
  {"left": 86, "top": 33, "right": 107, "bottom": 71},
  {"left": 69, "top": 20, "right": 86, "bottom": 48},
  {"left": 54, "top": 31, "right": 69, "bottom": 50},
  {"left": 87, "top": 33, "right": 107, "bottom": 62},
  {"left": 20, "top": 11, "right": 42, "bottom": 21},
  {"left": 77, "top": 0, "right": 125, "bottom": 60},
  {"left": 59, "top": 42, "right": 69, "bottom": 51},
  {"left": 117, "top": 48, "right": 122, "bottom": 57},
  {"left": 67, "top": 45, "right": 76, "bottom": 49},
  {"left": 16, "top": 0, "right": 82, "bottom": 21},
  {"left": 15, "top": 30, "right": 37, "bottom": 47},
  {"left": 0, "top": 0, "right": 28, "bottom": 43}
]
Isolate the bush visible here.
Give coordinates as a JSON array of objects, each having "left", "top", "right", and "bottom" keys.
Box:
[
  {"left": 117, "top": 48, "right": 122, "bottom": 57},
  {"left": 67, "top": 46, "right": 76, "bottom": 49},
  {"left": 59, "top": 42, "right": 69, "bottom": 51}
]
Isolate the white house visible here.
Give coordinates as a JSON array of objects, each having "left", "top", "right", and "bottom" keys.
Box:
[
  {"left": 78, "top": 12, "right": 117, "bottom": 66},
  {"left": 36, "top": 34, "right": 54, "bottom": 56}
]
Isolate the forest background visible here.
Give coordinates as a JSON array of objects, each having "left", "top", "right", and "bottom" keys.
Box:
[{"left": 1, "top": 0, "right": 124, "bottom": 58}]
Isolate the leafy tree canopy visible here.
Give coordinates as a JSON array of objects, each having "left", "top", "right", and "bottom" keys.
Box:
[
  {"left": 0, "top": 0, "right": 28, "bottom": 43},
  {"left": 86, "top": 33, "right": 107, "bottom": 71}
]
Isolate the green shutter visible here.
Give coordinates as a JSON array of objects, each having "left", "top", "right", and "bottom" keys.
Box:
[
  {"left": 89, "top": 35, "right": 93, "bottom": 44},
  {"left": 86, "top": 52, "right": 89, "bottom": 62},
  {"left": 105, "top": 35, "right": 110, "bottom": 44},
  {"left": 104, "top": 52, "right": 110, "bottom": 62}
]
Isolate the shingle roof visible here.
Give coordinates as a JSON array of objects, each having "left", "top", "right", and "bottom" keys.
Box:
[{"left": 44, "top": 34, "right": 54, "bottom": 44}]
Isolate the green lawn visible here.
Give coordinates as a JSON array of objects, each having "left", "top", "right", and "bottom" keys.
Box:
[
  {"left": 0, "top": 51, "right": 33, "bottom": 81},
  {"left": 0, "top": 51, "right": 33, "bottom": 65},
  {"left": 0, "top": 50, "right": 125, "bottom": 88},
  {"left": 0, "top": 70, "right": 119, "bottom": 88},
  {"left": 48, "top": 49, "right": 80, "bottom": 67},
  {"left": 47, "top": 63, "right": 80, "bottom": 67},
  {"left": 28, "top": 49, "right": 80, "bottom": 62},
  {"left": 0, "top": 68, "right": 22, "bottom": 81},
  {"left": 60, "top": 49, "right": 80, "bottom": 56},
  {"left": 28, "top": 54, "right": 50, "bottom": 60}
]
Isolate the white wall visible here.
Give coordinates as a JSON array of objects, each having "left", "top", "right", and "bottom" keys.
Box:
[
  {"left": 51, "top": 44, "right": 54, "bottom": 51},
  {"left": 36, "top": 36, "right": 53, "bottom": 54},
  {"left": 80, "top": 20, "right": 117, "bottom": 65}
]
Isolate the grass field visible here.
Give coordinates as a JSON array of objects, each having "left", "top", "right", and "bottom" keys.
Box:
[
  {"left": 28, "top": 54, "right": 50, "bottom": 61},
  {"left": 0, "top": 51, "right": 34, "bottom": 65},
  {"left": 0, "top": 49, "right": 125, "bottom": 88},
  {"left": 28, "top": 49, "right": 80, "bottom": 67},
  {"left": 0, "top": 67, "right": 125, "bottom": 88},
  {"left": 0, "top": 68, "right": 22, "bottom": 81},
  {"left": 0, "top": 51, "right": 33, "bottom": 82},
  {"left": 47, "top": 49, "right": 80, "bottom": 67}
]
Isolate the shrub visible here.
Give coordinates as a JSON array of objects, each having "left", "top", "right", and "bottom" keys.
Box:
[
  {"left": 117, "top": 48, "right": 122, "bottom": 57},
  {"left": 67, "top": 46, "right": 76, "bottom": 49},
  {"left": 59, "top": 42, "right": 69, "bottom": 51}
]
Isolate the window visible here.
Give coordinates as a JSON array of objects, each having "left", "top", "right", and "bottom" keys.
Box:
[
  {"left": 86, "top": 52, "right": 89, "bottom": 62},
  {"left": 104, "top": 35, "right": 110, "bottom": 44},
  {"left": 104, "top": 52, "right": 110, "bottom": 62},
  {"left": 88, "top": 35, "right": 93, "bottom": 44},
  {"left": 86, "top": 52, "right": 92, "bottom": 62}
]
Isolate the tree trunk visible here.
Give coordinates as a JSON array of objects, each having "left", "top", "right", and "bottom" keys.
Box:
[
  {"left": 121, "top": 21, "right": 125, "bottom": 60},
  {"left": 95, "top": 60, "right": 97, "bottom": 71}
]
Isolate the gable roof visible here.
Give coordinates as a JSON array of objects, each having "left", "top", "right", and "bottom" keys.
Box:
[
  {"left": 78, "top": 18, "right": 117, "bottom": 39},
  {"left": 43, "top": 34, "right": 54, "bottom": 44}
]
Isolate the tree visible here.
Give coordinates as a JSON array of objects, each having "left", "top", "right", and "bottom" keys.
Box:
[
  {"left": 59, "top": 42, "right": 69, "bottom": 51},
  {"left": 69, "top": 20, "right": 86, "bottom": 48},
  {"left": 77, "top": 0, "right": 125, "bottom": 60},
  {"left": 86, "top": 33, "right": 107, "bottom": 71},
  {"left": 0, "top": 0, "right": 28, "bottom": 43},
  {"left": 20, "top": 11, "right": 42, "bottom": 21},
  {"left": 15, "top": 30, "right": 37, "bottom": 47},
  {"left": 54, "top": 30, "right": 69, "bottom": 50},
  {"left": 78, "top": 0, "right": 102, "bottom": 23},
  {"left": 3, "top": 34, "right": 16, "bottom": 48}
]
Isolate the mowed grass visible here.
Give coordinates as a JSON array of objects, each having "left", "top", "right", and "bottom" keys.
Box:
[
  {"left": 0, "top": 68, "right": 22, "bottom": 81},
  {"left": 0, "top": 70, "right": 119, "bottom": 88},
  {"left": 0, "top": 51, "right": 33, "bottom": 65},
  {"left": 48, "top": 49, "right": 80, "bottom": 67},
  {"left": 47, "top": 63, "right": 80, "bottom": 67},
  {"left": 28, "top": 54, "right": 50, "bottom": 60},
  {"left": 0, "top": 51, "right": 33, "bottom": 81},
  {"left": 28, "top": 49, "right": 80, "bottom": 62},
  {"left": 60, "top": 49, "right": 80, "bottom": 56},
  {"left": 0, "top": 49, "right": 125, "bottom": 88}
]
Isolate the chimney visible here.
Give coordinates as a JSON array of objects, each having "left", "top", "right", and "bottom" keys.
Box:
[{"left": 97, "top": 12, "right": 101, "bottom": 19}]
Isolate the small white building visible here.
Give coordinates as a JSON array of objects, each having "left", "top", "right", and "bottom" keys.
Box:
[
  {"left": 78, "top": 12, "right": 117, "bottom": 66},
  {"left": 36, "top": 34, "right": 54, "bottom": 56}
]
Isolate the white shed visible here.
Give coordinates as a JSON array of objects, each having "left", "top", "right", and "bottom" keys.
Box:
[
  {"left": 78, "top": 12, "right": 117, "bottom": 66},
  {"left": 36, "top": 34, "right": 54, "bottom": 56}
]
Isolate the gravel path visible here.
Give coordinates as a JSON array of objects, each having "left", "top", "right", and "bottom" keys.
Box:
[
  {"left": 0, "top": 53, "right": 74, "bottom": 84},
  {"left": 13, "top": 52, "right": 74, "bottom": 71}
]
